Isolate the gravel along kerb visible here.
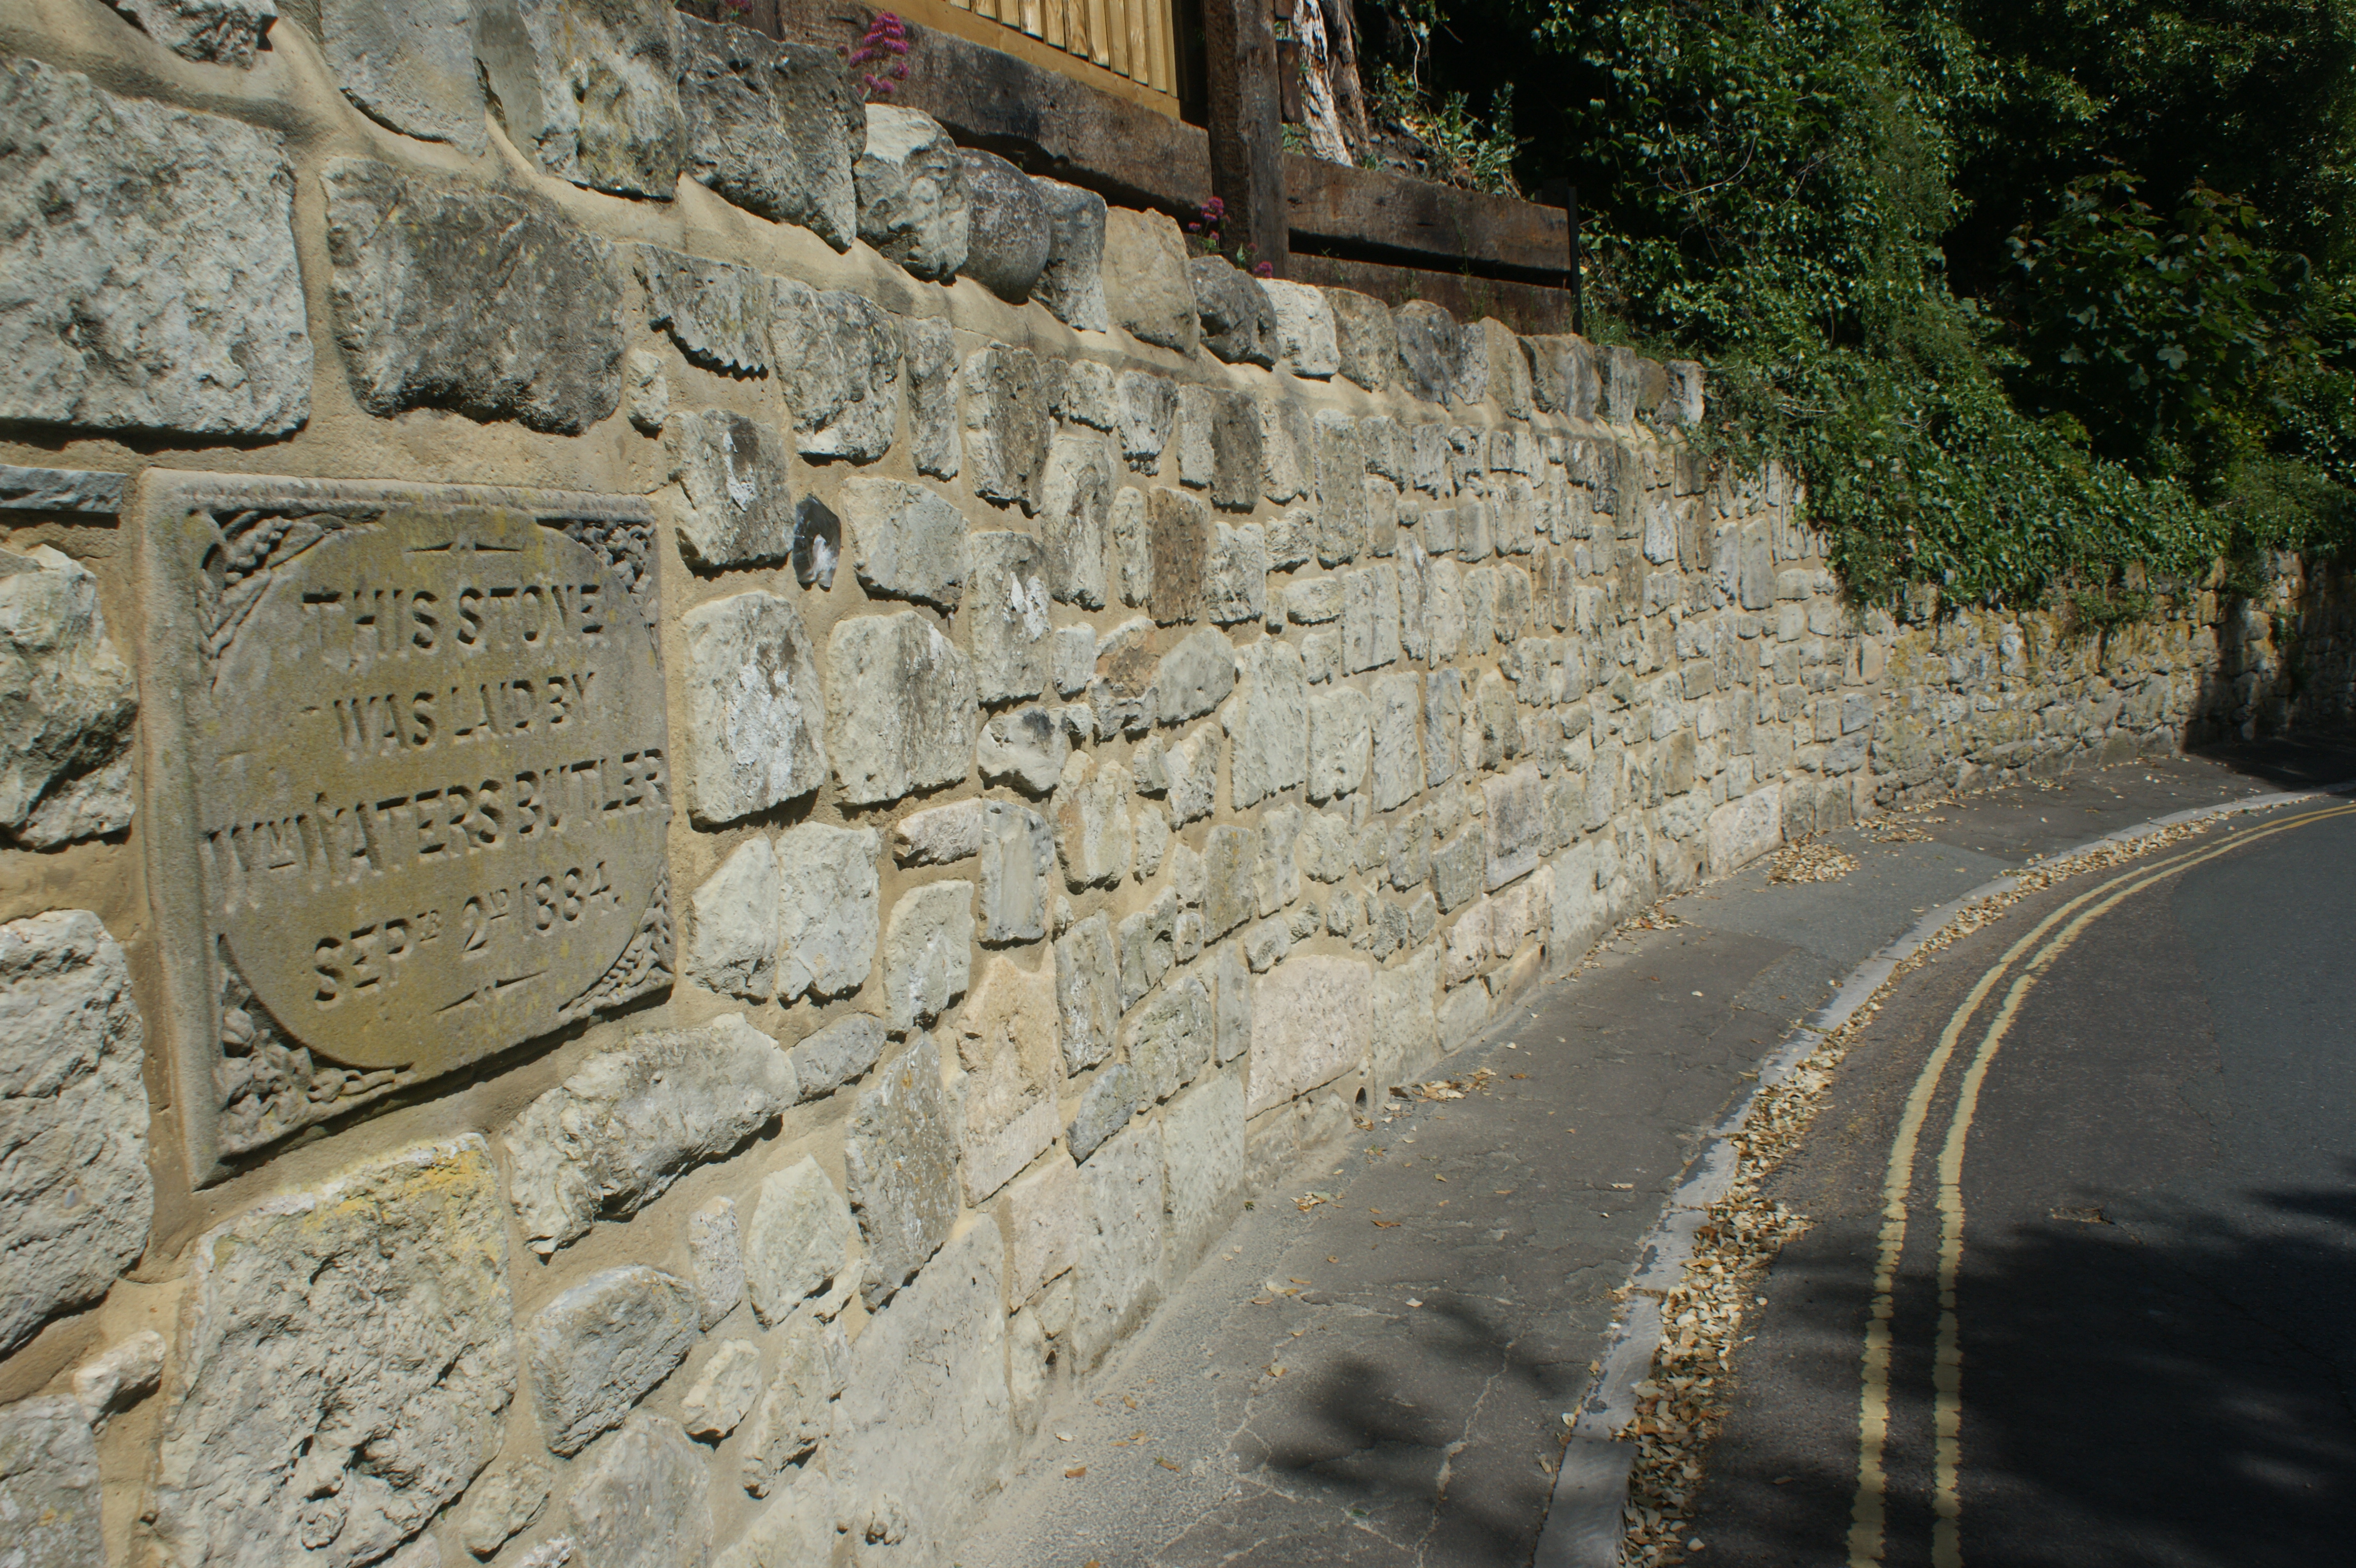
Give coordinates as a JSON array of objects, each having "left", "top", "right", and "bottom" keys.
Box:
[{"left": 1529, "top": 776, "right": 2356, "bottom": 1568}]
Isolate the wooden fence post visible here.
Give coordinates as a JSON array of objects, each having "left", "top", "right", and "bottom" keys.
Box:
[{"left": 1201, "top": 0, "right": 1288, "bottom": 275}]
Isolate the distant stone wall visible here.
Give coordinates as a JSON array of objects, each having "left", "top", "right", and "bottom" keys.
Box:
[{"left": 0, "top": 6, "right": 2343, "bottom": 1568}]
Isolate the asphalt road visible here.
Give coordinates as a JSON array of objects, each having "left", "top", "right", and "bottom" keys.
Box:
[{"left": 1690, "top": 792, "right": 2356, "bottom": 1566}]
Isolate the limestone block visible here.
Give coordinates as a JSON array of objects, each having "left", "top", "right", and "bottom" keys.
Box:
[
  {"left": 1042, "top": 428, "right": 1116, "bottom": 608},
  {"left": 1369, "top": 672, "right": 1424, "bottom": 812},
  {"left": 1307, "top": 685, "right": 1372, "bottom": 804},
  {"left": 681, "top": 1340, "right": 763, "bottom": 1440},
  {"left": 1065, "top": 1063, "right": 1141, "bottom": 1163},
  {"left": 1147, "top": 487, "right": 1210, "bottom": 624},
  {"left": 475, "top": 0, "right": 682, "bottom": 197},
  {"left": 854, "top": 105, "right": 969, "bottom": 281},
  {"left": 1343, "top": 564, "right": 1402, "bottom": 673},
  {"left": 1261, "top": 395, "right": 1315, "bottom": 503},
  {"left": 1000, "top": 1155, "right": 1080, "bottom": 1302},
  {"left": 325, "top": 158, "right": 620, "bottom": 434},
  {"left": 960, "top": 150, "right": 1052, "bottom": 302},
  {"left": 627, "top": 348, "right": 670, "bottom": 433},
  {"left": 456, "top": 1459, "right": 553, "bottom": 1558},
  {"left": 826, "top": 612, "right": 979, "bottom": 806},
  {"left": 321, "top": 0, "right": 486, "bottom": 152},
  {"left": 1125, "top": 974, "right": 1212, "bottom": 1104},
  {"left": 565, "top": 1413, "right": 712, "bottom": 1568},
  {"left": 977, "top": 708, "right": 1070, "bottom": 796},
  {"left": 1034, "top": 178, "right": 1111, "bottom": 331},
  {"left": 1432, "top": 825, "right": 1485, "bottom": 913},
  {"left": 1369, "top": 948, "right": 1438, "bottom": 1091},
  {"left": 880, "top": 881, "right": 972, "bottom": 1032},
  {"left": 790, "top": 1013, "right": 887, "bottom": 1101},
  {"left": 955, "top": 956, "right": 1063, "bottom": 1203},
  {"left": 1252, "top": 804, "right": 1302, "bottom": 915},
  {"left": 1442, "top": 901, "right": 1489, "bottom": 988},
  {"left": 0, "top": 574, "right": 141, "bottom": 848},
  {"left": 1054, "top": 913, "right": 1121, "bottom": 1075},
  {"left": 832, "top": 1223, "right": 1013, "bottom": 1544},
  {"left": 845, "top": 1034, "right": 958, "bottom": 1303},
  {"left": 527, "top": 1266, "right": 699, "bottom": 1455},
  {"left": 1222, "top": 639, "right": 1308, "bottom": 809},
  {"left": 1115, "top": 890, "right": 1180, "bottom": 1013},
  {"left": 678, "top": 16, "right": 861, "bottom": 247},
  {"left": 1245, "top": 954, "right": 1371, "bottom": 1114},
  {"left": 1175, "top": 386, "right": 1262, "bottom": 512},
  {"left": 1470, "top": 669, "right": 1513, "bottom": 768},
  {"left": 682, "top": 590, "right": 829, "bottom": 827},
  {"left": 1438, "top": 981, "right": 1490, "bottom": 1048},
  {"left": 107, "top": 0, "right": 274, "bottom": 65},
  {"left": 739, "top": 1314, "right": 851, "bottom": 1493},
  {"left": 978, "top": 800, "right": 1052, "bottom": 944},
  {"left": 746, "top": 1156, "right": 859, "bottom": 1324},
  {"left": 1326, "top": 287, "right": 1397, "bottom": 391},
  {"left": 1299, "top": 809, "right": 1352, "bottom": 884},
  {"left": 150, "top": 1140, "right": 514, "bottom": 1568},
  {"left": 772, "top": 824, "right": 880, "bottom": 1002},
  {"left": 1167, "top": 723, "right": 1223, "bottom": 825},
  {"left": 968, "top": 532, "right": 1054, "bottom": 702},
  {"left": 717, "top": 1469, "right": 835, "bottom": 1568},
  {"left": 1153, "top": 630, "right": 1238, "bottom": 727},
  {"left": 1314, "top": 412, "right": 1369, "bottom": 566},
  {"left": 1189, "top": 257, "right": 1279, "bottom": 366},
  {"left": 670, "top": 408, "right": 795, "bottom": 570},
  {"left": 0, "top": 60, "right": 309, "bottom": 437},
  {"left": 1485, "top": 765, "right": 1544, "bottom": 889},
  {"left": 0, "top": 909, "right": 145, "bottom": 1337},
  {"left": 769, "top": 277, "right": 902, "bottom": 462},
  {"left": 506, "top": 1016, "right": 799, "bottom": 1255},
  {"left": 1103, "top": 207, "right": 1197, "bottom": 352},
  {"left": 906, "top": 317, "right": 962, "bottom": 479},
  {"left": 634, "top": 246, "right": 768, "bottom": 375},
  {"left": 1260, "top": 280, "right": 1340, "bottom": 378},
  {"left": 1070, "top": 1123, "right": 1166, "bottom": 1369},
  {"left": 1055, "top": 757, "right": 1134, "bottom": 889},
  {"left": 1205, "top": 523, "right": 1269, "bottom": 625},
  {"left": 70, "top": 1331, "right": 165, "bottom": 1434},
  {"left": 1366, "top": 475, "right": 1403, "bottom": 558},
  {"left": 687, "top": 1197, "right": 745, "bottom": 1328},
  {"left": 843, "top": 477, "right": 967, "bottom": 608},
  {"left": 1525, "top": 334, "right": 1599, "bottom": 420},
  {"left": 1395, "top": 302, "right": 1460, "bottom": 405},
  {"left": 1213, "top": 942, "right": 1253, "bottom": 1065},
  {"left": 687, "top": 836, "right": 781, "bottom": 1002},
  {"left": 791, "top": 496, "right": 840, "bottom": 590},
  {"left": 1203, "top": 825, "right": 1257, "bottom": 939},
  {"left": 1475, "top": 318, "right": 1532, "bottom": 417},
  {"left": 964, "top": 347, "right": 1053, "bottom": 513},
  {"left": 1163, "top": 1071, "right": 1246, "bottom": 1273},
  {"left": 1707, "top": 788, "right": 1782, "bottom": 875},
  {"left": 1117, "top": 374, "right": 1178, "bottom": 479},
  {"left": 1286, "top": 577, "right": 1345, "bottom": 625},
  {"left": 1425, "top": 666, "right": 1464, "bottom": 786},
  {"left": 1053, "top": 624, "right": 1097, "bottom": 698},
  {"left": 1, "top": 1396, "right": 101, "bottom": 1568}
]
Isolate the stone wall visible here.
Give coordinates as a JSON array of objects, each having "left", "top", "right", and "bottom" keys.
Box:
[{"left": 1, "top": 6, "right": 2346, "bottom": 1568}]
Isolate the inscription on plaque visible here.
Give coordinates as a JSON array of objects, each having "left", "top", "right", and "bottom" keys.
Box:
[{"left": 146, "top": 478, "right": 674, "bottom": 1173}]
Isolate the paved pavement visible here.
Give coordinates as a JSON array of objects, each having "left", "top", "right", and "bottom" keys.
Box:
[
  {"left": 953, "top": 742, "right": 2356, "bottom": 1568},
  {"left": 1687, "top": 767, "right": 2356, "bottom": 1566}
]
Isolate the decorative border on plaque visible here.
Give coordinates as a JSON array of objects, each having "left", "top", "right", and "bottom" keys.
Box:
[{"left": 136, "top": 472, "right": 673, "bottom": 1183}]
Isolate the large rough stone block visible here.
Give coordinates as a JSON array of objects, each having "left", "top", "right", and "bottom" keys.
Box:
[
  {"left": 1054, "top": 912, "right": 1120, "bottom": 1075},
  {"left": 1125, "top": 973, "right": 1211, "bottom": 1104},
  {"left": 1260, "top": 394, "right": 1316, "bottom": 504},
  {"left": 963, "top": 346, "right": 1053, "bottom": 513},
  {"left": 976, "top": 711, "right": 1070, "bottom": 798},
  {"left": 1055, "top": 756, "right": 1134, "bottom": 890},
  {"left": 977, "top": 799, "right": 1052, "bottom": 940},
  {"left": 961, "top": 149, "right": 1052, "bottom": 302},
  {"left": 967, "top": 532, "right": 1054, "bottom": 703},
  {"left": 1163, "top": 1071, "right": 1246, "bottom": 1273},
  {"left": 789, "top": 1013, "right": 887, "bottom": 1101},
  {"left": 745, "top": 1156, "right": 858, "bottom": 1324},
  {"left": 1525, "top": 333, "right": 1600, "bottom": 420},
  {"left": 1369, "top": 947, "right": 1438, "bottom": 1090},
  {"left": 633, "top": 246, "right": 769, "bottom": 375},
  {"left": 1326, "top": 287, "right": 1397, "bottom": 391},
  {"left": 881, "top": 881, "right": 972, "bottom": 1032},
  {"left": 505, "top": 1016, "right": 797, "bottom": 1255},
  {"left": 526, "top": 1266, "right": 699, "bottom": 1455},
  {"left": 149, "top": 1140, "right": 515, "bottom": 1568},
  {"left": 475, "top": 0, "right": 683, "bottom": 197},
  {"left": 1343, "top": 563, "right": 1402, "bottom": 673},
  {"left": 685, "top": 1198, "right": 745, "bottom": 1330},
  {"left": 955, "top": 956, "right": 1062, "bottom": 1203},
  {"left": 846, "top": 1034, "right": 959, "bottom": 1303},
  {"left": 681, "top": 1339, "right": 762, "bottom": 1439},
  {"left": 0, "top": 912, "right": 149, "bottom": 1356},
  {"left": 1314, "top": 411, "right": 1369, "bottom": 566},
  {"left": 1166, "top": 723, "right": 1223, "bottom": 825},
  {"left": 0, "top": 60, "right": 310, "bottom": 437},
  {"left": 565, "top": 1413, "right": 713, "bottom": 1568},
  {"left": 1369, "top": 672, "right": 1424, "bottom": 812},
  {"left": 322, "top": 0, "right": 487, "bottom": 152},
  {"left": 1042, "top": 428, "right": 1116, "bottom": 609},
  {"left": 833, "top": 1222, "right": 1012, "bottom": 1546},
  {"left": 1103, "top": 207, "right": 1197, "bottom": 353},
  {"left": 1147, "top": 487, "right": 1210, "bottom": 625},
  {"left": 855, "top": 105, "right": 969, "bottom": 281},
  {"left": 722, "top": 1458, "right": 835, "bottom": 1562},
  {"left": 906, "top": 316, "right": 961, "bottom": 478},
  {"left": 1154, "top": 630, "right": 1239, "bottom": 726},
  {"left": 1247, "top": 955, "right": 1372, "bottom": 1115},
  {"left": 827, "top": 612, "right": 978, "bottom": 806},
  {"left": 1064, "top": 1062, "right": 1139, "bottom": 1164},
  {"left": 1116, "top": 371, "right": 1177, "bottom": 477},
  {"left": 1395, "top": 301, "right": 1469, "bottom": 405},
  {"left": 1203, "top": 824, "right": 1257, "bottom": 939},
  {"left": 107, "top": 0, "right": 275, "bottom": 66},
  {"left": 684, "top": 590, "right": 828, "bottom": 825},
  {"left": 1115, "top": 890, "right": 1180, "bottom": 1013},
  {"left": 1070, "top": 1121, "right": 1166, "bottom": 1369},
  {"left": 740, "top": 1315, "right": 851, "bottom": 1495},
  {"left": 843, "top": 477, "right": 967, "bottom": 608},
  {"left": 1189, "top": 257, "right": 1279, "bottom": 366},
  {"left": 686, "top": 836, "right": 780, "bottom": 1002},
  {"left": 768, "top": 277, "right": 902, "bottom": 461},
  {"left": 1307, "top": 685, "right": 1372, "bottom": 803},
  {"left": 1707, "top": 788, "right": 1782, "bottom": 875},
  {"left": 1223, "top": 639, "right": 1308, "bottom": 809},
  {"left": 669, "top": 408, "right": 794, "bottom": 570},
  {"left": 0, "top": 549, "right": 138, "bottom": 848},
  {"left": 0, "top": 1396, "right": 102, "bottom": 1568},
  {"left": 1034, "top": 177, "right": 1110, "bottom": 332},
  {"left": 678, "top": 15, "right": 861, "bottom": 248},
  {"left": 1260, "top": 280, "right": 1340, "bottom": 378},
  {"left": 775, "top": 824, "right": 880, "bottom": 1001},
  {"left": 999, "top": 1155, "right": 1080, "bottom": 1303},
  {"left": 325, "top": 159, "right": 621, "bottom": 434},
  {"left": 1484, "top": 765, "right": 1544, "bottom": 889}
]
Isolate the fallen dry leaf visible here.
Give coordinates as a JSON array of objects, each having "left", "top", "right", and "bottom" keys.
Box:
[
  {"left": 1372, "top": 1220, "right": 1400, "bottom": 1229},
  {"left": 1769, "top": 842, "right": 1858, "bottom": 884},
  {"left": 1065, "top": 1466, "right": 1087, "bottom": 1479},
  {"left": 1156, "top": 1457, "right": 1181, "bottom": 1471}
]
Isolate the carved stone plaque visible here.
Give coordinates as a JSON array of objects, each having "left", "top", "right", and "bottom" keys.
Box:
[{"left": 139, "top": 474, "right": 673, "bottom": 1179}]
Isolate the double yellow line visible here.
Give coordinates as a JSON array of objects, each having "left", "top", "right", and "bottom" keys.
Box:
[{"left": 1847, "top": 802, "right": 2356, "bottom": 1567}]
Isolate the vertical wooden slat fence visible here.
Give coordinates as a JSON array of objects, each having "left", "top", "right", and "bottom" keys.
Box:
[{"left": 935, "top": 0, "right": 1177, "bottom": 101}]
